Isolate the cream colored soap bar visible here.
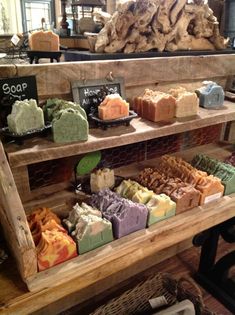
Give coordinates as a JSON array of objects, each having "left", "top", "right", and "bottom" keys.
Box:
[
  {"left": 7, "top": 99, "right": 45, "bottom": 134},
  {"left": 90, "top": 168, "right": 115, "bottom": 193},
  {"left": 29, "top": 30, "right": 59, "bottom": 51},
  {"left": 169, "top": 87, "right": 199, "bottom": 117}
]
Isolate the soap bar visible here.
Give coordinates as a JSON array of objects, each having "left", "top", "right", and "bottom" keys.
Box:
[
  {"left": 63, "top": 202, "right": 101, "bottom": 233},
  {"left": 90, "top": 189, "right": 148, "bottom": 238},
  {"left": 72, "top": 214, "right": 113, "bottom": 254},
  {"left": 44, "top": 99, "right": 87, "bottom": 122},
  {"left": 98, "top": 93, "right": 129, "bottom": 120},
  {"left": 169, "top": 87, "right": 199, "bottom": 117},
  {"left": 37, "top": 229, "right": 77, "bottom": 271},
  {"left": 195, "top": 81, "right": 224, "bottom": 108},
  {"left": 146, "top": 194, "right": 176, "bottom": 226},
  {"left": 133, "top": 89, "right": 176, "bottom": 122},
  {"left": 90, "top": 168, "right": 115, "bottom": 192},
  {"left": 7, "top": 99, "right": 45, "bottom": 134},
  {"left": 29, "top": 30, "right": 59, "bottom": 51},
  {"left": 52, "top": 108, "right": 89, "bottom": 143}
]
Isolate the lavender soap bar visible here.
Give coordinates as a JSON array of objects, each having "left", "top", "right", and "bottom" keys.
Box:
[{"left": 90, "top": 189, "right": 148, "bottom": 239}]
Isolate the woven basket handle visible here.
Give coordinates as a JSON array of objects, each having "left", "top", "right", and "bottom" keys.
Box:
[{"left": 178, "top": 276, "right": 204, "bottom": 306}]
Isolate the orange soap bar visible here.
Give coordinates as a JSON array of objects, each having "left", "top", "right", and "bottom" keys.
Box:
[
  {"left": 37, "top": 229, "right": 77, "bottom": 271},
  {"left": 29, "top": 30, "right": 59, "bottom": 51},
  {"left": 98, "top": 94, "right": 129, "bottom": 120}
]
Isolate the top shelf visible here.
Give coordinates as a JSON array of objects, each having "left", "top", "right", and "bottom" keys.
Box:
[{"left": 4, "top": 100, "right": 235, "bottom": 168}]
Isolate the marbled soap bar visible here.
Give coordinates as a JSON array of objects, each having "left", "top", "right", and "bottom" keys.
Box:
[
  {"left": 195, "top": 81, "right": 224, "bottom": 109},
  {"left": 90, "top": 189, "right": 148, "bottom": 238},
  {"left": 146, "top": 194, "right": 176, "bottom": 226},
  {"left": 98, "top": 94, "right": 129, "bottom": 120},
  {"left": 63, "top": 202, "right": 101, "bottom": 233},
  {"left": 72, "top": 214, "right": 113, "bottom": 254},
  {"left": 90, "top": 168, "right": 115, "bottom": 193},
  {"left": 116, "top": 179, "right": 175, "bottom": 226},
  {"left": 169, "top": 87, "right": 199, "bottom": 117},
  {"left": 192, "top": 154, "right": 235, "bottom": 195},
  {"left": 52, "top": 108, "right": 88, "bottom": 143},
  {"left": 37, "top": 229, "right": 77, "bottom": 271},
  {"left": 7, "top": 99, "right": 45, "bottom": 134}
]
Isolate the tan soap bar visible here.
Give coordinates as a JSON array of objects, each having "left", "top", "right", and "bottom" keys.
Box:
[
  {"left": 29, "top": 30, "right": 59, "bottom": 51},
  {"left": 169, "top": 87, "right": 199, "bottom": 117}
]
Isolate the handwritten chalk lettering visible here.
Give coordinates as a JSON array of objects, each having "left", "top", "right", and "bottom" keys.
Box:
[{"left": 2, "top": 82, "right": 28, "bottom": 95}]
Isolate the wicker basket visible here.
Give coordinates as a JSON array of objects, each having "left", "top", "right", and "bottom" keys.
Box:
[{"left": 90, "top": 273, "right": 216, "bottom": 315}]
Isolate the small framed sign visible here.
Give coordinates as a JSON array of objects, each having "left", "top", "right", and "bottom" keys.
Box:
[
  {"left": 0, "top": 75, "right": 38, "bottom": 127},
  {"left": 71, "top": 77, "right": 125, "bottom": 115}
]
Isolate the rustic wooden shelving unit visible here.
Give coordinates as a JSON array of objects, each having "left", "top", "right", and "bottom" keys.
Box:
[{"left": 0, "top": 54, "right": 235, "bottom": 314}]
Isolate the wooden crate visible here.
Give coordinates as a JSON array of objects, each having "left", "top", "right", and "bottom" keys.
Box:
[{"left": 0, "top": 55, "right": 235, "bottom": 294}]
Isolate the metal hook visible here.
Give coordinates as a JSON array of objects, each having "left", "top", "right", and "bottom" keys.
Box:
[{"left": 106, "top": 71, "right": 114, "bottom": 82}]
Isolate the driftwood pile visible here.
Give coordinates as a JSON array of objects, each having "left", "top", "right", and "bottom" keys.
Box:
[{"left": 95, "top": 0, "right": 228, "bottom": 53}]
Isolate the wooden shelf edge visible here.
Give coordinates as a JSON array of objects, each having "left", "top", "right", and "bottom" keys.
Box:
[
  {"left": 25, "top": 194, "right": 235, "bottom": 292},
  {"left": 5, "top": 101, "right": 235, "bottom": 168}
]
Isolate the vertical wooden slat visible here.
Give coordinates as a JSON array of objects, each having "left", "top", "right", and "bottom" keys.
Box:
[{"left": 0, "top": 141, "right": 37, "bottom": 279}]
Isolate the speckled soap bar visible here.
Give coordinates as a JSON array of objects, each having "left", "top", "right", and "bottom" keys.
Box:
[
  {"left": 195, "top": 81, "right": 224, "bottom": 109},
  {"left": 7, "top": 99, "right": 45, "bottom": 134},
  {"left": 52, "top": 108, "right": 88, "bottom": 143}
]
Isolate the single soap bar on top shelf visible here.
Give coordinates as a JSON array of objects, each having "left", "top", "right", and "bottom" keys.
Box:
[
  {"left": 90, "top": 189, "right": 148, "bottom": 238},
  {"left": 133, "top": 89, "right": 176, "bottom": 122},
  {"left": 63, "top": 202, "right": 113, "bottom": 254},
  {"left": 52, "top": 108, "right": 89, "bottom": 143},
  {"left": 169, "top": 87, "right": 199, "bottom": 117},
  {"left": 98, "top": 93, "right": 129, "bottom": 120},
  {"left": 195, "top": 81, "right": 224, "bottom": 108},
  {"left": 29, "top": 30, "right": 60, "bottom": 51},
  {"left": 116, "top": 179, "right": 176, "bottom": 226},
  {"left": 90, "top": 168, "right": 115, "bottom": 193},
  {"left": 7, "top": 99, "right": 45, "bottom": 134}
]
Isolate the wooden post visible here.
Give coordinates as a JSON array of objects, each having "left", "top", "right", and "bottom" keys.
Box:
[{"left": 0, "top": 141, "right": 37, "bottom": 279}]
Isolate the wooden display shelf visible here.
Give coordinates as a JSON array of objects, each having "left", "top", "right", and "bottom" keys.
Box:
[{"left": 4, "top": 101, "right": 235, "bottom": 168}]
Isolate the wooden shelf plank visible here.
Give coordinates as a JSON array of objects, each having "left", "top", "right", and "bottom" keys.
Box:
[{"left": 5, "top": 101, "right": 235, "bottom": 168}]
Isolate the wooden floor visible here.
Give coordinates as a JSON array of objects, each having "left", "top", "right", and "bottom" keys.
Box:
[{"left": 62, "top": 238, "right": 235, "bottom": 315}]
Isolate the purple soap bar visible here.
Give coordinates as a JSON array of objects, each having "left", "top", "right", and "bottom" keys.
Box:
[{"left": 90, "top": 189, "right": 148, "bottom": 238}]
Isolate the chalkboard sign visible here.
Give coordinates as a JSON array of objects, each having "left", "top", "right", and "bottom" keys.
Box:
[
  {"left": 0, "top": 75, "right": 38, "bottom": 127},
  {"left": 71, "top": 78, "right": 125, "bottom": 114}
]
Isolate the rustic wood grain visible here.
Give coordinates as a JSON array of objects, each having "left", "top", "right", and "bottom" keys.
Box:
[
  {"left": 4, "top": 101, "right": 235, "bottom": 168},
  {"left": 0, "top": 142, "right": 37, "bottom": 279},
  {"left": 15, "top": 54, "right": 235, "bottom": 99},
  {"left": 0, "top": 65, "right": 17, "bottom": 78},
  {"left": 11, "top": 166, "right": 31, "bottom": 202}
]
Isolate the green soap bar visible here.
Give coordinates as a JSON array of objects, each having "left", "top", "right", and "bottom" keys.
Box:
[
  {"left": 146, "top": 194, "right": 176, "bottom": 227},
  {"left": 52, "top": 108, "right": 88, "bottom": 143},
  {"left": 44, "top": 99, "right": 87, "bottom": 121},
  {"left": 7, "top": 99, "right": 45, "bottom": 134},
  {"left": 73, "top": 215, "right": 113, "bottom": 254}
]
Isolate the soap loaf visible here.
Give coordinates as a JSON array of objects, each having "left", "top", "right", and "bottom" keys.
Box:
[
  {"left": 7, "top": 99, "right": 45, "bottom": 134},
  {"left": 138, "top": 168, "right": 200, "bottom": 214},
  {"left": 169, "top": 87, "right": 199, "bottom": 117},
  {"left": 27, "top": 207, "right": 77, "bottom": 271},
  {"left": 90, "top": 168, "right": 115, "bottom": 193},
  {"left": 90, "top": 189, "right": 148, "bottom": 238},
  {"left": 98, "top": 93, "right": 129, "bottom": 120},
  {"left": 158, "top": 155, "right": 224, "bottom": 204},
  {"left": 63, "top": 202, "right": 113, "bottom": 254},
  {"left": 195, "top": 81, "right": 224, "bottom": 109},
  {"left": 192, "top": 154, "right": 235, "bottom": 195},
  {"left": 52, "top": 108, "right": 89, "bottom": 143},
  {"left": 29, "top": 30, "right": 59, "bottom": 51},
  {"left": 133, "top": 89, "right": 176, "bottom": 122},
  {"left": 116, "top": 179, "right": 176, "bottom": 226},
  {"left": 44, "top": 98, "right": 87, "bottom": 122}
]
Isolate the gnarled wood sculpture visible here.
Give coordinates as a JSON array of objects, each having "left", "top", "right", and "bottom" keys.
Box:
[{"left": 95, "top": 0, "right": 228, "bottom": 53}]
